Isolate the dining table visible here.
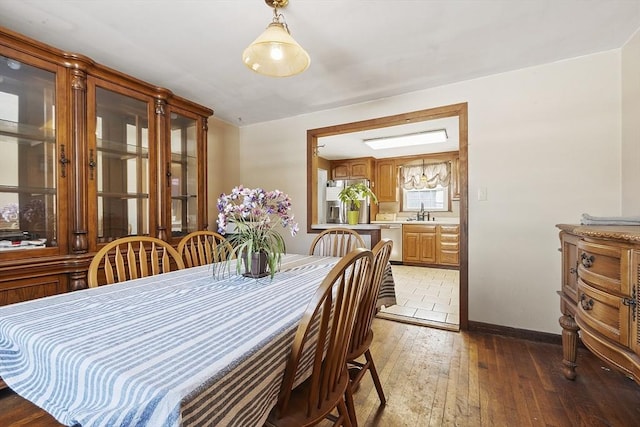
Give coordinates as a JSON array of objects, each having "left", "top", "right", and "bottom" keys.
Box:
[{"left": 0, "top": 253, "right": 396, "bottom": 427}]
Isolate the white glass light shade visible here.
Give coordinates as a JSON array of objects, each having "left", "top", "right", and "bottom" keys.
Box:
[{"left": 242, "top": 22, "right": 310, "bottom": 77}]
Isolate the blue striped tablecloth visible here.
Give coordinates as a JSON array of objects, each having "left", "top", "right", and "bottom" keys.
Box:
[{"left": 0, "top": 254, "right": 396, "bottom": 426}]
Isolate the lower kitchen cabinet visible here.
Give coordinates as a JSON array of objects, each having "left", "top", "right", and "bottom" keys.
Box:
[
  {"left": 403, "top": 224, "right": 459, "bottom": 267},
  {"left": 438, "top": 225, "right": 460, "bottom": 266},
  {"left": 403, "top": 225, "right": 437, "bottom": 264}
]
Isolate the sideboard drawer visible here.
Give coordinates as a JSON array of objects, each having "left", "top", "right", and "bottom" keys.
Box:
[
  {"left": 577, "top": 240, "right": 630, "bottom": 296},
  {"left": 577, "top": 279, "right": 630, "bottom": 346}
]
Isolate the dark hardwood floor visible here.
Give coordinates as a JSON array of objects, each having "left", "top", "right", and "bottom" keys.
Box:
[{"left": 2, "top": 318, "right": 640, "bottom": 426}]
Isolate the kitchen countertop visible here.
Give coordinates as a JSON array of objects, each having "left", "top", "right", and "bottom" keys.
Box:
[
  {"left": 311, "top": 218, "right": 460, "bottom": 229},
  {"left": 371, "top": 218, "right": 460, "bottom": 225},
  {"left": 311, "top": 223, "right": 383, "bottom": 230}
]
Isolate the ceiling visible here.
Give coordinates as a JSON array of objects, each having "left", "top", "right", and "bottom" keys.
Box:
[{"left": 0, "top": 0, "right": 638, "bottom": 130}]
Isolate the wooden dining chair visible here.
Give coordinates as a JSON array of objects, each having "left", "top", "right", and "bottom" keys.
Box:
[
  {"left": 87, "top": 236, "right": 185, "bottom": 287},
  {"left": 266, "top": 248, "right": 374, "bottom": 427},
  {"left": 309, "top": 228, "right": 366, "bottom": 257},
  {"left": 177, "top": 230, "right": 235, "bottom": 267},
  {"left": 344, "top": 239, "right": 393, "bottom": 423}
]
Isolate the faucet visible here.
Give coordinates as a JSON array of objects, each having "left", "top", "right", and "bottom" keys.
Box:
[{"left": 417, "top": 203, "right": 430, "bottom": 221}]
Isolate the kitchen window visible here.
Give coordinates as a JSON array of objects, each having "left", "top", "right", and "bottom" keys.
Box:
[
  {"left": 403, "top": 186, "right": 449, "bottom": 211},
  {"left": 401, "top": 160, "right": 451, "bottom": 211}
]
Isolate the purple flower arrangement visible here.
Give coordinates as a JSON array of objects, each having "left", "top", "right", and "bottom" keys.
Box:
[{"left": 216, "top": 186, "right": 298, "bottom": 278}]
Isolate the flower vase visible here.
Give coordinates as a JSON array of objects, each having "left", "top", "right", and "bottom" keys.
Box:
[{"left": 242, "top": 251, "right": 270, "bottom": 278}]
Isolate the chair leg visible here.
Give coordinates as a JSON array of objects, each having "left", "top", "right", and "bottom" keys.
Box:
[
  {"left": 337, "top": 398, "right": 354, "bottom": 427},
  {"left": 365, "top": 349, "right": 386, "bottom": 405},
  {"left": 345, "top": 383, "right": 358, "bottom": 427}
]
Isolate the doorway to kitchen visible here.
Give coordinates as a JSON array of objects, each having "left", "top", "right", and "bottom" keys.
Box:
[
  {"left": 377, "top": 265, "right": 459, "bottom": 331},
  {"left": 307, "top": 102, "right": 468, "bottom": 330}
]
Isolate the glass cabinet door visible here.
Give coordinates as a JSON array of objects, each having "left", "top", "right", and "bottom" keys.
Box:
[
  {"left": 0, "top": 55, "right": 59, "bottom": 253},
  {"left": 169, "top": 112, "right": 198, "bottom": 237},
  {"left": 91, "top": 85, "right": 151, "bottom": 244}
]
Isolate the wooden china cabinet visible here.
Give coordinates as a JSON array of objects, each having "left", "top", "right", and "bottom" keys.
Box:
[{"left": 0, "top": 27, "right": 213, "bottom": 304}]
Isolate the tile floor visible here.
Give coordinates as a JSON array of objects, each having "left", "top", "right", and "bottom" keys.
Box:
[{"left": 377, "top": 264, "right": 460, "bottom": 331}]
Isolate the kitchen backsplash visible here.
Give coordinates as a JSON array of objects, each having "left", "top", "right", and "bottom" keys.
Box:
[{"left": 378, "top": 200, "right": 460, "bottom": 219}]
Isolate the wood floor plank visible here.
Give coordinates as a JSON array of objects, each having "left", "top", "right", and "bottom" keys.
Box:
[{"left": 463, "top": 333, "right": 481, "bottom": 426}]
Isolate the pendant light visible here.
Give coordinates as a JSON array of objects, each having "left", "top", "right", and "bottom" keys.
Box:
[
  {"left": 421, "top": 159, "right": 428, "bottom": 183},
  {"left": 242, "top": 0, "right": 310, "bottom": 77}
]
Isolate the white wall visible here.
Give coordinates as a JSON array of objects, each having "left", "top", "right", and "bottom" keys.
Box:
[
  {"left": 622, "top": 28, "right": 640, "bottom": 215},
  {"left": 206, "top": 117, "right": 240, "bottom": 232},
  {"left": 231, "top": 51, "right": 621, "bottom": 334}
]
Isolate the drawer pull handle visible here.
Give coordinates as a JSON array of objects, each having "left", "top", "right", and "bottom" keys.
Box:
[
  {"left": 580, "top": 293, "right": 594, "bottom": 311},
  {"left": 623, "top": 289, "right": 637, "bottom": 321},
  {"left": 580, "top": 253, "right": 595, "bottom": 268}
]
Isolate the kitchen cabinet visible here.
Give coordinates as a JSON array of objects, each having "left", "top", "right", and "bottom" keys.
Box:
[
  {"left": 557, "top": 224, "right": 640, "bottom": 383},
  {"left": 438, "top": 225, "right": 460, "bottom": 266},
  {"left": 0, "top": 27, "right": 212, "bottom": 302},
  {"left": 375, "top": 159, "right": 397, "bottom": 202},
  {"left": 330, "top": 157, "right": 374, "bottom": 180},
  {"left": 403, "top": 224, "right": 459, "bottom": 267},
  {"left": 403, "top": 224, "right": 437, "bottom": 264}
]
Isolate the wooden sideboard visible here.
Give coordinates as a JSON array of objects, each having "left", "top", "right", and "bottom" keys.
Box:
[{"left": 557, "top": 224, "right": 640, "bottom": 382}]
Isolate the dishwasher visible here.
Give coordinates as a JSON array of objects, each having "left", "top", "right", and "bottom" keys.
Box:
[{"left": 380, "top": 224, "right": 403, "bottom": 262}]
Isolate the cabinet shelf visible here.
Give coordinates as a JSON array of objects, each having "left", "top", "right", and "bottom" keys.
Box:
[
  {"left": 0, "top": 185, "right": 56, "bottom": 195},
  {"left": 97, "top": 192, "right": 150, "bottom": 199},
  {"left": 96, "top": 139, "right": 149, "bottom": 159},
  {"left": 171, "top": 153, "right": 196, "bottom": 163},
  {"left": 0, "top": 119, "right": 55, "bottom": 145}
]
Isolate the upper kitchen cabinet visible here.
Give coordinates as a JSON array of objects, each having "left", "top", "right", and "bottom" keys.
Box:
[
  {"left": 0, "top": 27, "right": 212, "bottom": 300},
  {"left": 330, "top": 157, "right": 374, "bottom": 180},
  {"left": 375, "top": 159, "right": 397, "bottom": 202}
]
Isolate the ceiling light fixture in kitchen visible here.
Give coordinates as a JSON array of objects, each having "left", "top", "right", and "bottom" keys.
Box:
[
  {"left": 363, "top": 129, "right": 448, "bottom": 150},
  {"left": 242, "top": 0, "right": 310, "bottom": 77}
]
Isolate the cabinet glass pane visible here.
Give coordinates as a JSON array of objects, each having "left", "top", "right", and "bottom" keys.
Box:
[
  {"left": 170, "top": 113, "right": 197, "bottom": 236},
  {"left": 95, "top": 87, "right": 149, "bottom": 242},
  {"left": 0, "top": 57, "right": 57, "bottom": 251}
]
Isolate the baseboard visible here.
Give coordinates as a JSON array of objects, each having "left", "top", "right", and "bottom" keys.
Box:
[{"left": 468, "top": 321, "right": 563, "bottom": 345}]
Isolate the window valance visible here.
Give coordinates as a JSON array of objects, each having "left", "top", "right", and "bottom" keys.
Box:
[{"left": 401, "top": 161, "right": 450, "bottom": 190}]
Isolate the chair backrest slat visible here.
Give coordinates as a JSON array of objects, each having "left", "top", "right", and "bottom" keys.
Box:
[
  {"left": 309, "top": 228, "right": 366, "bottom": 257},
  {"left": 88, "top": 236, "right": 185, "bottom": 287},
  {"left": 177, "top": 231, "right": 234, "bottom": 268}
]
